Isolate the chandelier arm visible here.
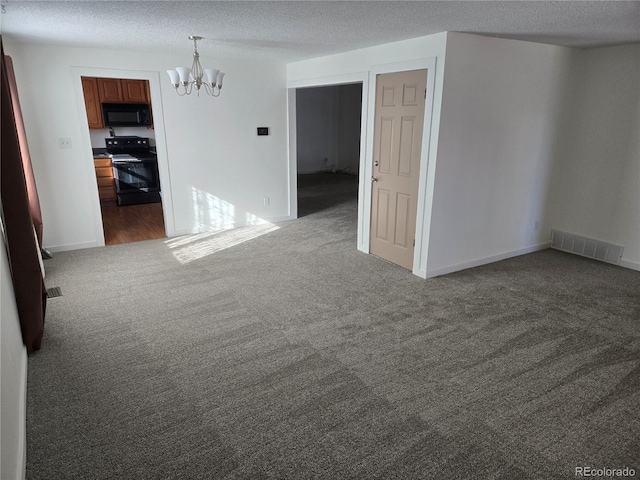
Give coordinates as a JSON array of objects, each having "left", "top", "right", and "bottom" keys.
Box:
[{"left": 201, "top": 83, "right": 222, "bottom": 97}]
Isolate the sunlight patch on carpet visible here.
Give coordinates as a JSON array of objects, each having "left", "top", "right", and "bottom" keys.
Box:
[{"left": 166, "top": 223, "right": 279, "bottom": 264}]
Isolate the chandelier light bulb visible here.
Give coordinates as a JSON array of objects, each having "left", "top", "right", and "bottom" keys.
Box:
[{"left": 204, "top": 69, "right": 219, "bottom": 87}]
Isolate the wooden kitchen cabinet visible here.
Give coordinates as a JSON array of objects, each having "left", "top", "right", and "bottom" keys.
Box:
[
  {"left": 97, "top": 78, "right": 124, "bottom": 102},
  {"left": 94, "top": 158, "right": 116, "bottom": 204},
  {"left": 121, "top": 79, "right": 148, "bottom": 103},
  {"left": 81, "top": 77, "right": 104, "bottom": 129},
  {"left": 81, "top": 77, "right": 152, "bottom": 129},
  {"left": 97, "top": 78, "right": 149, "bottom": 103}
]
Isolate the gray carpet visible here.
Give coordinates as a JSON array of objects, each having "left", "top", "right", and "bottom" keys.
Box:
[{"left": 28, "top": 173, "right": 640, "bottom": 479}]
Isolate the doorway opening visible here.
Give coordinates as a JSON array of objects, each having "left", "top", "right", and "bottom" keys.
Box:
[
  {"left": 81, "top": 76, "right": 166, "bottom": 245},
  {"left": 295, "top": 83, "right": 363, "bottom": 218}
]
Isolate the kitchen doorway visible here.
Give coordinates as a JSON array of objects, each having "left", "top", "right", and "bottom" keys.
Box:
[{"left": 80, "top": 75, "right": 167, "bottom": 246}]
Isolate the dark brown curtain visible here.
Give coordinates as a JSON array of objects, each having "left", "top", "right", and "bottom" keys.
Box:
[
  {"left": 1, "top": 38, "right": 47, "bottom": 353},
  {"left": 5, "top": 55, "right": 43, "bottom": 247}
]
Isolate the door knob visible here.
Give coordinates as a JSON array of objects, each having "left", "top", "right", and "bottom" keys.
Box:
[
  {"left": 371, "top": 176, "right": 379, "bottom": 182},
  {"left": 374, "top": 160, "right": 379, "bottom": 167}
]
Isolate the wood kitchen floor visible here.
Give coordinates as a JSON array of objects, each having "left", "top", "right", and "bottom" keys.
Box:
[{"left": 101, "top": 203, "right": 166, "bottom": 245}]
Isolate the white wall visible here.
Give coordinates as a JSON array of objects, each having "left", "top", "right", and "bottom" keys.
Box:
[
  {"left": 1, "top": 233, "right": 28, "bottom": 480},
  {"left": 288, "top": 33, "right": 447, "bottom": 83},
  {"left": 296, "top": 84, "right": 361, "bottom": 174},
  {"left": 549, "top": 44, "right": 640, "bottom": 270},
  {"left": 425, "top": 33, "right": 575, "bottom": 276},
  {"left": 4, "top": 43, "right": 289, "bottom": 251}
]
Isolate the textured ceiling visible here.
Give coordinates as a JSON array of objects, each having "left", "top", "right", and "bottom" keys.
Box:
[{"left": 2, "top": 1, "right": 639, "bottom": 62}]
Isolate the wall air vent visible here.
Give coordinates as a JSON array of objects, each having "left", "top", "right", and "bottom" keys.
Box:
[{"left": 551, "top": 229, "right": 624, "bottom": 265}]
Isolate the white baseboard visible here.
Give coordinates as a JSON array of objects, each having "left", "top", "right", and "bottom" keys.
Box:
[
  {"left": 425, "top": 242, "right": 552, "bottom": 278},
  {"left": 2, "top": 349, "right": 27, "bottom": 480},
  {"left": 168, "top": 229, "right": 192, "bottom": 238},
  {"left": 620, "top": 258, "right": 640, "bottom": 271},
  {"left": 267, "top": 215, "right": 295, "bottom": 224},
  {"left": 45, "top": 241, "right": 98, "bottom": 253},
  {"left": 19, "top": 353, "right": 27, "bottom": 480},
  {"left": 413, "top": 266, "right": 427, "bottom": 279}
]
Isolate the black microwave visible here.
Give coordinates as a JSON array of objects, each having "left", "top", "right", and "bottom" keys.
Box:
[{"left": 102, "top": 103, "right": 151, "bottom": 127}]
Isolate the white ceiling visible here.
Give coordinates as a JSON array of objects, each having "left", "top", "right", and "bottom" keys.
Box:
[{"left": 2, "top": 1, "right": 639, "bottom": 62}]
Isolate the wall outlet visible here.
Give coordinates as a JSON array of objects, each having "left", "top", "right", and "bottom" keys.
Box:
[
  {"left": 58, "top": 137, "right": 72, "bottom": 149},
  {"left": 534, "top": 220, "right": 540, "bottom": 231},
  {"left": 264, "top": 197, "right": 270, "bottom": 206}
]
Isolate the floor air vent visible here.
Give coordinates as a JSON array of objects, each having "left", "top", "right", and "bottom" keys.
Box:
[
  {"left": 46, "top": 287, "right": 63, "bottom": 298},
  {"left": 551, "top": 229, "right": 623, "bottom": 265}
]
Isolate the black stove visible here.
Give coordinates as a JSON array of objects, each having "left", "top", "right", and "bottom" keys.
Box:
[
  {"left": 106, "top": 136, "right": 153, "bottom": 158},
  {"left": 105, "top": 136, "right": 161, "bottom": 206}
]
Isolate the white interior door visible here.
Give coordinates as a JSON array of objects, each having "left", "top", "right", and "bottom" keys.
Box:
[{"left": 370, "top": 69, "right": 427, "bottom": 269}]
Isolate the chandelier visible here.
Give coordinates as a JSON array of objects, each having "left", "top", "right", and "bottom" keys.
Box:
[{"left": 166, "top": 36, "right": 225, "bottom": 97}]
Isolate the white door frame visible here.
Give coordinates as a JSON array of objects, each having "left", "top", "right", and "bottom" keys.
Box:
[
  {"left": 286, "top": 58, "right": 437, "bottom": 278},
  {"left": 365, "top": 58, "right": 437, "bottom": 277},
  {"left": 71, "top": 67, "right": 175, "bottom": 247}
]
